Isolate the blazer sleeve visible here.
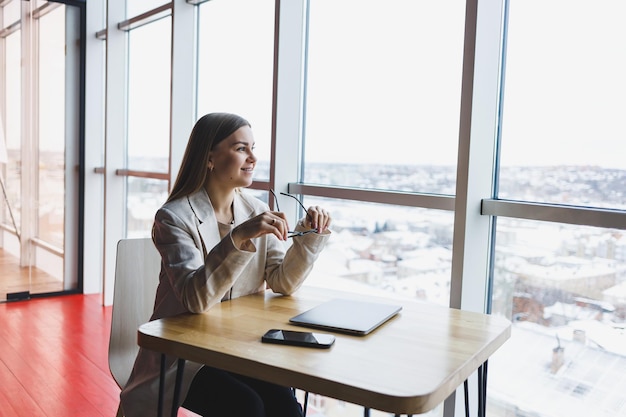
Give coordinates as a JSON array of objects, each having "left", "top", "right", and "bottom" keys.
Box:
[
  {"left": 152, "top": 206, "right": 256, "bottom": 313},
  {"left": 263, "top": 220, "right": 330, "bottom": 295}
]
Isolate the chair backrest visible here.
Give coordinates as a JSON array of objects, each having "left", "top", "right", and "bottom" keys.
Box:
[{"left": 108, "top": 238, "right": 161, "bottom": 389}]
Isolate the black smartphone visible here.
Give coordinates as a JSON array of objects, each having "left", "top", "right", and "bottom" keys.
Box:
[{"left": 261, "top": 329, "right": 335, "bottom": 349}]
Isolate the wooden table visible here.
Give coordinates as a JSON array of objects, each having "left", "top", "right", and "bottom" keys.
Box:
[{"left": 138, "top": 286, "right": 511, "bottom": 417}]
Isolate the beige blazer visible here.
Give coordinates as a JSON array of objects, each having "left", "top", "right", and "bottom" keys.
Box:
[{"left": 120, "top": 189, "right": 330, "bottom": 417}]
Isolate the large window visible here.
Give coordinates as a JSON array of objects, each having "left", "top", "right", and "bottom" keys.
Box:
[
  {"left": 301, "top": 0, "right": 465, "bottom": 299},
  {"left": 299, "top": 1, "right": 465, "bottom": 415},
  {"left": 301, "top": 1, "right": 464, "bottom": 301},
  {"left": 488, "top": 1, "right": 626, "bottom": 416}
]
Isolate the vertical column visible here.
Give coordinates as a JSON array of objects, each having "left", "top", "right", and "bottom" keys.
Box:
[
  {"left": 169, "top": 0, "right": 197, "bottom": 184},
  {"left": 273, "top": 0, "right": 307, "bottom": 224},
  {"left": 63, "top": 4, "right": 83, "bottom": 290},
  {"left": 102, "top": 0, "right": 128, "bottom": 305},
  {"left": 447, "top": 0, "right": 505, "bottom": 415},
  {"left": 83, "top": 0, "right": 106, "bottom": 295},
  {"left": 20, "top": 0, "right": 33, "bottom": 267}
]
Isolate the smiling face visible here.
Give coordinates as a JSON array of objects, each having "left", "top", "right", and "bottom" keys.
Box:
[{"left": 208, "top": 126, "right": 257, "bottom": 189}]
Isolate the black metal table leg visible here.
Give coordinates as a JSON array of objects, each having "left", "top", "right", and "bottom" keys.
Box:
[
  {"left": 464, "top": 379, "right": 470, "bottom": 417},
  {"left": 171, "top": 358, "right": 186, "bottom": 417},
  {"left": 462, "top": 360, "right": 489, "bottom": 417},
  {"left": 479, "top": 361, "right": 488, "bottom": 417},
  {"left": 158, "top": 354, "right": 166, "bottom": 417}
]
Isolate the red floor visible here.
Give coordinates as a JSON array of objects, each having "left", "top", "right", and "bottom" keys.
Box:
[{"left": 0, "top": 294, "right": 196, "bottom": 417}]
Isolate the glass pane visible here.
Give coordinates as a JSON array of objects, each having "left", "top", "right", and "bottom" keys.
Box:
[
  {"left": 126, "top": 0, "right": 167, "bottom": 19},
  {"left": 196, "top": 0, "right": 274, "bottom": 181},
  {"left": 126, "top": 177, "right": 168, "bottom": 238},
  {"left": 289, "top": 196, "right": 454, "bottom": 306},
  {"left": 303, "top": 0, "right": 464, "bottom": 194},
  {"left": 127, "top": 16, "right": 171, "bottom": 172},
  {"left": 489, "top": 218, "right": 626, "bottom": 416},
  {"left": 38, "top": 5, "right": 65, "bottom": 248},
  {"left": 498, "top": 1, "right": 626, "bottom": 209},
  {"left": 2, "top": 0, "right": 20, "bottom": 25}
]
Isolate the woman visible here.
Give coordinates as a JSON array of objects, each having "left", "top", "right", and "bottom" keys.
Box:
[{"left": 120, "top": 113, "right": 331, "bottom": 417}]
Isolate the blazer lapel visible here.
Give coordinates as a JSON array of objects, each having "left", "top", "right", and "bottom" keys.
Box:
[
  {"left": 188, "top": 189, "right": 258, "bottom": 256},
  {"left": 187, "top": 189, "right": 219, "bottom": 256}
]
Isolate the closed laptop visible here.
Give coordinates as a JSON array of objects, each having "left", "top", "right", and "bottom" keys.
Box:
[{"left": 289, "top": 298, "right": 402, "bottom": 335}]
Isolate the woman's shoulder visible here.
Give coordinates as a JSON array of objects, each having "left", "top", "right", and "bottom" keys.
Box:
[
  {"left": 156, "top": 190, "right": 204, "bottom": 222},
  {"left": 158, "top": 194, "right": 191, "bottom": 214}
]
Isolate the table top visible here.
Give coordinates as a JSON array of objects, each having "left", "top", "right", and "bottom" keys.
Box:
[{"left": 138, "top": 286, "right": 511, "bottom": 414}]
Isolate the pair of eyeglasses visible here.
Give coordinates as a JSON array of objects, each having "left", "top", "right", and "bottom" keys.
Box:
[{"left": 269, "top": 189, "right": 316, "bottom": 238}]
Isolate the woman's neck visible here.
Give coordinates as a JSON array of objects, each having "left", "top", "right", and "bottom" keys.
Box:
[{"left": 205, "top": 183, "right": 235, "bottom": 221}]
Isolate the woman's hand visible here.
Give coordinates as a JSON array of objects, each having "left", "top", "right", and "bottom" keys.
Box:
[
  {"left": 303, "top": 206, "right": 331, "bottom": 233},
  {"left": 231, "top": 211, "right": 290, "bottom": 248},
  {"left": 230, "top": 207, "right": 331, "bottom": 249}
]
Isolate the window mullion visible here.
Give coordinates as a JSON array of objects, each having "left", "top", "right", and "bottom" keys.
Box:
[
  {"left": 102, "top": 0, "right": 129, "bottom": 305},
  {"left": 273, "top": 0, "right": 307, "bottom": 224},
  {"left": 20, "top": 0, "right": 34, "bottom": 264},
  {"left": 446, "top": 0, "right": 505, "bottom": 415},
  {"left": 169, "top": 0, "right": 197, "bottom": 188}
]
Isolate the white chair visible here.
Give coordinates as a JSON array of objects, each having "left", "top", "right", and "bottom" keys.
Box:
[
  {"left": 108, "top": 238, "right": 309, "bottom": 417},
  {"left": 109, "top": 238, "right": 161, "bottom": 417}
]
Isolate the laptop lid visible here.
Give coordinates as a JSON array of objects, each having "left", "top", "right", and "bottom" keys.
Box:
[{"left": 289, "top": 298, "right": 402, "bottom": 335}]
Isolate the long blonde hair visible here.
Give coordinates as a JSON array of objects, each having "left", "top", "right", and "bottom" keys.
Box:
[{"left": 166, "top": 113, "right": 250, "bottom": 203}]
